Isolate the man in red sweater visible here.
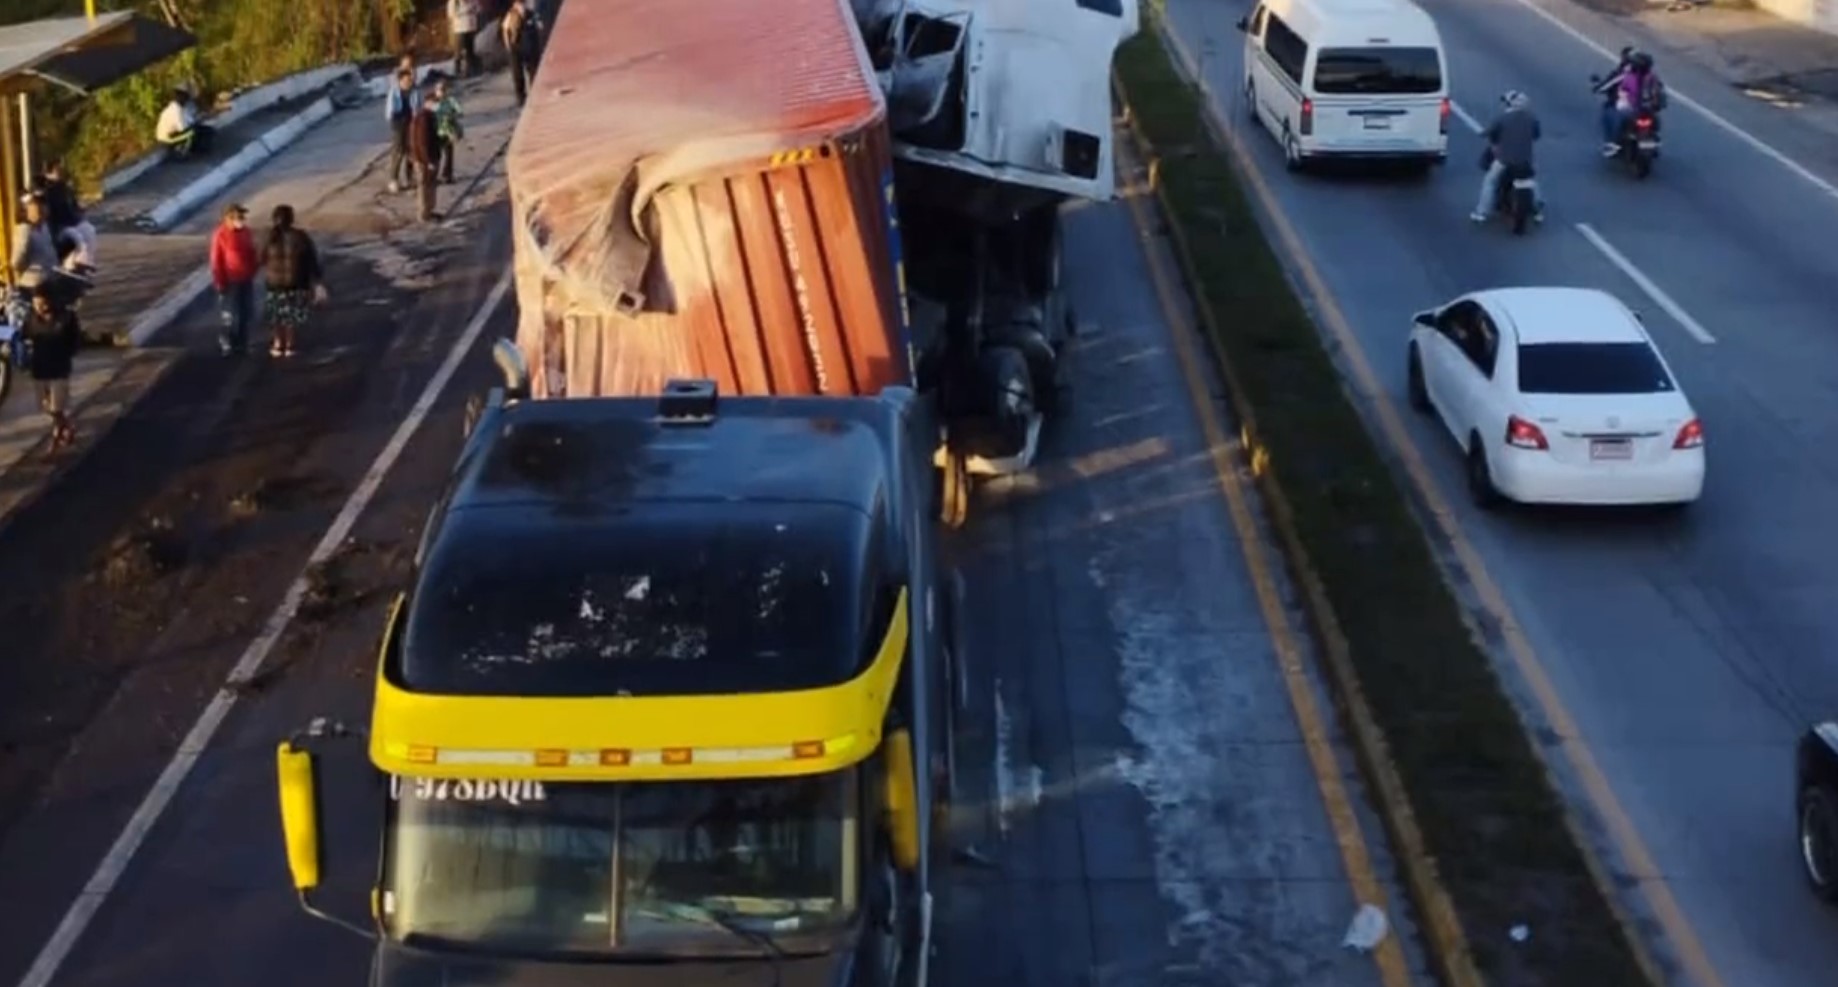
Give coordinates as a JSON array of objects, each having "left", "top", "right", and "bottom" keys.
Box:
[{"left": 209, "top": 203, "right": 259, "bottom": 355}]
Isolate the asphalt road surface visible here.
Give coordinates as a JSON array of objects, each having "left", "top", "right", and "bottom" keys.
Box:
[
  {"left": 1162, "top": 0, "right": 1838, "bottom": 984},
  {"left": 0, "top": 117, "right": 1425, "bottom": 987}
]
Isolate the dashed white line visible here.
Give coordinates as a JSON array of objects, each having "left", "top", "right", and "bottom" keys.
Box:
[
  {"left": 992, "top": 681, "right": 1015, "bottom": 836},
  {"left": 15, "top": 267, "right": 516, "bottom": 987},
  {"left": 1575, "top": 222, "right": 1717, "bottom": 344},
  {"left": 1496, "top": 0, "right": 1838, "bottom": 203},
  {"left": 1448, "top": 98, "right": 1483, "bottom": 135}
]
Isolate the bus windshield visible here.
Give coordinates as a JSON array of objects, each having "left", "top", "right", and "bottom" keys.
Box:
[{"left": 381, "top": 771, "right": 860, "bottom": 957}]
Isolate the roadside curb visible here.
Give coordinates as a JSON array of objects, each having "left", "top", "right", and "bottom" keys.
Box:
[
  {"left": 100, "top": 63, "right": 365, "bottom": 199},
  {"left": 1116, "top": 8, "right": 1669, "bottom": 985},
  {"left": 1109, "top": 52, "right": 1492, "bottom": 987},
  {"left": 141, "top": 96, "right": 339, "bottom": 232}
]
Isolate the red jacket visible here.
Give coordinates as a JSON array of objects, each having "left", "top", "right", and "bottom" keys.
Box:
[{"left": 210, "top": 224, "right": 259, "bottom": 291}]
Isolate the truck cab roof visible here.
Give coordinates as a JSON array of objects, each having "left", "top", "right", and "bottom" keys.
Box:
[{"left": 396, "top": 388, "right": 914, "bottom": 700}]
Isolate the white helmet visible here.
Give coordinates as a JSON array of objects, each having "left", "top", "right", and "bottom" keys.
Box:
[{"left": 1501, "top": 89, "right": 1530, "bottom": 110}]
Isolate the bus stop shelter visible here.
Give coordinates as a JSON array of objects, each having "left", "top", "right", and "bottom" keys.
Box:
[{"left": 1, "top": 4, "right": 194, "bottom": 283}]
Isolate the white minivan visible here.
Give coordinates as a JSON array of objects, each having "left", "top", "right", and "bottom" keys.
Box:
[{"left": 1236, "top": 0, "right": 1450, "bottom": 172}]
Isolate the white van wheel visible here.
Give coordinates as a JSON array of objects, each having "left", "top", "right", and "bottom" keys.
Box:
[
  {"left": 1243, "top": 79, "right": 1257, "bottom": 120},
  {"left": 1283, "top": 130, "right": 1303, "bottom": 171}
]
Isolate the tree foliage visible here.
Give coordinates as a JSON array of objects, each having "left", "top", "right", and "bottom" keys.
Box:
[{"left": 4, "top": 0, "right": 439, "bottom": 189}]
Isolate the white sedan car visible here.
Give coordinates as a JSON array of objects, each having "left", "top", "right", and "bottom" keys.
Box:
[{"left": 1405, "top": 287, "right": 1704, "bottom": 508}]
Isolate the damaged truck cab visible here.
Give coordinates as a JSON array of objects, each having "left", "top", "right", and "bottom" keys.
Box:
[{"left": 277, "top": 364, "right": 964, "bottom": 987}]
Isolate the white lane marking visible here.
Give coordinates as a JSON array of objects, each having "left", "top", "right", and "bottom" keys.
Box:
[
  {"left": 16, "top": 268, "right": 516, "bottom": 987},
  {"left": 1574, "top": 222, "right": 1718, "bottom": 343},
  {"left": 1449, "top": 99, "right": 1484, "bottom": 135},
  {"left": 1497, "top": 0, "right": 1838, "bottom": 203},
  {"left": 992, "top": 681, "right": 1014, "bottom": 836}
]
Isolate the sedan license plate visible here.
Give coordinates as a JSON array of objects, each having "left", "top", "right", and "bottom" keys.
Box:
[
  {"left": 1362, "top": 115, "right": 1392, "bottom": 130},
  {"left": 1590, "top": 438, "right": 1634, "bottom": 461}
]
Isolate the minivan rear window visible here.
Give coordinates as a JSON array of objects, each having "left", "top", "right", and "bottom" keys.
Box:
[
  {"left": 1516, "top": 342, "right": 1676, "bottom": 395},
  {"left": 1312, "top": 47, "right": 1442, "bottom": 95}
]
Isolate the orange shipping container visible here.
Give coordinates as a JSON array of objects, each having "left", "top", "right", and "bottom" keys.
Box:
[{"left": 506, "top": 0, "right": 912, "bottom": 400}]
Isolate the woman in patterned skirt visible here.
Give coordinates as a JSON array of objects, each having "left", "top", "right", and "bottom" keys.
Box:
[{"left": 260, "top": 203, "right": 327, "bottom": 357}]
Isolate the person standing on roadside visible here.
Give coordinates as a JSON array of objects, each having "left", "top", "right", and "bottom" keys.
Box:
[
  {"left": 408, "top": 89, "right": 444, "bottom": 222},
  {"left": 261, "top": 204, "right": 326, "bottom": 359},
  {"left": 386, "top": 68, "right": 418, "bottom": 194},
  {"left": 10, "top": 192, "right": 59, "bottom": 280},
  {"left": 501, "top": 0, "right": 543, "bottom": 107},
  {"left": 432, "top": 76, "right": 464, "bottom": 185},
  {"left": 448, "top": 0, "right": 481, "bottom": 78},
  {"left": 21, "top": 288, "right": 82, "bottom": 452},
  {"left": 209, "top": 203, "right": 259, "bottom": 356}
]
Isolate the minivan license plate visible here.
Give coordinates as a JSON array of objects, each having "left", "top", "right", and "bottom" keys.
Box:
[
  {"left": 1590, "top": 439, "right": 1633, "bottom": 461},
  {"left": 1363, "top": 115, "right": 1391, "bottom": 130}
]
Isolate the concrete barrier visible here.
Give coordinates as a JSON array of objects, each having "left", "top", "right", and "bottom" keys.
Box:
[{"left": 143, "top": 96, "right": 336, "bottom": 231}]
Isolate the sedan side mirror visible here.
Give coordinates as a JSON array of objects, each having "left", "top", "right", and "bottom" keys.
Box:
[
  {"left": 1235, "top": 16, "right": 1248, "bottom": 31},
  {"left": 1412, "top": 310, "right": 1436, "bottom": 329}
]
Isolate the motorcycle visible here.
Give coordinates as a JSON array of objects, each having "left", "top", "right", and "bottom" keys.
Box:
[
  {"left": 1617, "top": 111, "right": 1661, "bottom": 179},
  {"left": 1493, "top": 163, "right": 1540, "bottom": 236},
  {"left": 1591, "top": 73, "right": 1662, "bottom": 179}
]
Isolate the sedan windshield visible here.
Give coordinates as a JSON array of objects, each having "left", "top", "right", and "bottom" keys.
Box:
[
  {"left": 381, "top": 772, "right": 858, "bottom": 958},
  {"left": 1516, "top": 342, "right": 1676, "bottom": 395}
]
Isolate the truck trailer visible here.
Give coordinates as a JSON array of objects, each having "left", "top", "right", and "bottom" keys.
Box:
[
  {"left": 495, "top": 0, "right": 1137, "bottom": 527},
  {"left": 276, "top": 361, "right": 966, "bottom": 987}
]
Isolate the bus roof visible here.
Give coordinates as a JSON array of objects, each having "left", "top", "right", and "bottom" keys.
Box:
[{"left": 369, "top": 388, "right": 917, "bottom": 782}]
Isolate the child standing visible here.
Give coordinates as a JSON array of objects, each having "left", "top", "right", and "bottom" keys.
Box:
[
  {"left": 21, "top": 289, "right": 81, "bottom": 452},
  {"left": 432, "top": 76, "right": 464, "bottom": 185}
]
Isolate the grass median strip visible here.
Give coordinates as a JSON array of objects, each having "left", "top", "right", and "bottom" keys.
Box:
[{"left": 1114, "top": 18, "right": 1652, "bottom": 987}]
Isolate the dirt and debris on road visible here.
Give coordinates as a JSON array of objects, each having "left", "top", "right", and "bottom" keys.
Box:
[{"left": 0, "top": 249, "right": 419, "bottom": 842}]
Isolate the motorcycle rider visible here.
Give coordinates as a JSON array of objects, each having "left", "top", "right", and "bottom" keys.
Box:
[
  {"left": 1471, "top": 89, "right": 1544, "bottom": 224},
  {"left": 1600, "top": 50, "right": 1664, "bottom": 156}
]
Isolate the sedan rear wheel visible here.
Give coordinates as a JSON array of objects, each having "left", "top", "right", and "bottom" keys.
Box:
[
  {"left": 1801, "top": 786, "right": 1838, "bottom": 903},
  {"left": 1406, "top": 346, "right": 1430, "bottom": 413},
  {"left": 1467, "top": 440, "right": 1501, "bottom": 509}
]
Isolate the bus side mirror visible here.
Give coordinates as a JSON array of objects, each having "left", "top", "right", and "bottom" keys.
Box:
[
  {"left": 1234, "top": 16, "right": 1247, "bottom": 30},
  {"left": 276, "top": 742, "right": 323, "bottom": 894},
  {"left": 881, "top": 729, "right": 921, "bottom": 873}
]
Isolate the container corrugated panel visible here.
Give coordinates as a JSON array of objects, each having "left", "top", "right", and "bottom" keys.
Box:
[{"left": 507, "top": 0, "right": 910, "bottom": 399}]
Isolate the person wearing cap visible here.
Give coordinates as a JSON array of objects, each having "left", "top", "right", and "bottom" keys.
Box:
[
  {"left": 210, "top": 203, "right": 260, "bottom": 355},
  {"left": 156, "top": 88, "right": 212, "bottom": 158},
  {"left": 9, "top": 192, "right": 60, "bottom": 282},
  {"left": 20, "top": 287, "right": 83, "bottom": 452}
]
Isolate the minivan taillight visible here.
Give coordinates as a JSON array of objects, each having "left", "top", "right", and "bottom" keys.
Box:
[
  {"left": 1673, "top": 418, "right": 1704, "bottom": 449},
  {"left": 1439, "top": 97, "right": 1451, "bottom": 135},
  {"left": 1299, "top": 98, "right": 1314, "bottom": 136},
  {"left": 1506, "top": 415, "right": 1548, "bottom": 451}
]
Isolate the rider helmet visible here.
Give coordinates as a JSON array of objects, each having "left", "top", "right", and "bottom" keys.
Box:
[
  {"left": 1500, "top": 89, "right": 1529, "bottom": 110},
  {"left": 1631, "top": 51, "right": 1654, "bottom": 71}
]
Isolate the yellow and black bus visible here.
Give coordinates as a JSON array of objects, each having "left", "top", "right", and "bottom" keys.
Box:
[{"left": 277, "top": 368, "right": 963, "bottom": 987}]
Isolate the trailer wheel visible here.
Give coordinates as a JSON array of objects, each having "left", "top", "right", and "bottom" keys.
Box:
[{"left": 940, "top": 452, "right": 971, "bottom": 529}]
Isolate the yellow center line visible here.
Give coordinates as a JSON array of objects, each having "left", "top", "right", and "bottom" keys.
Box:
[
  {"left": 1153, "top": 19, "right": 1720, "bottom": 987},
  {"left": 1120, "top": 159, "right": 1417, "bottom": 987}
]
